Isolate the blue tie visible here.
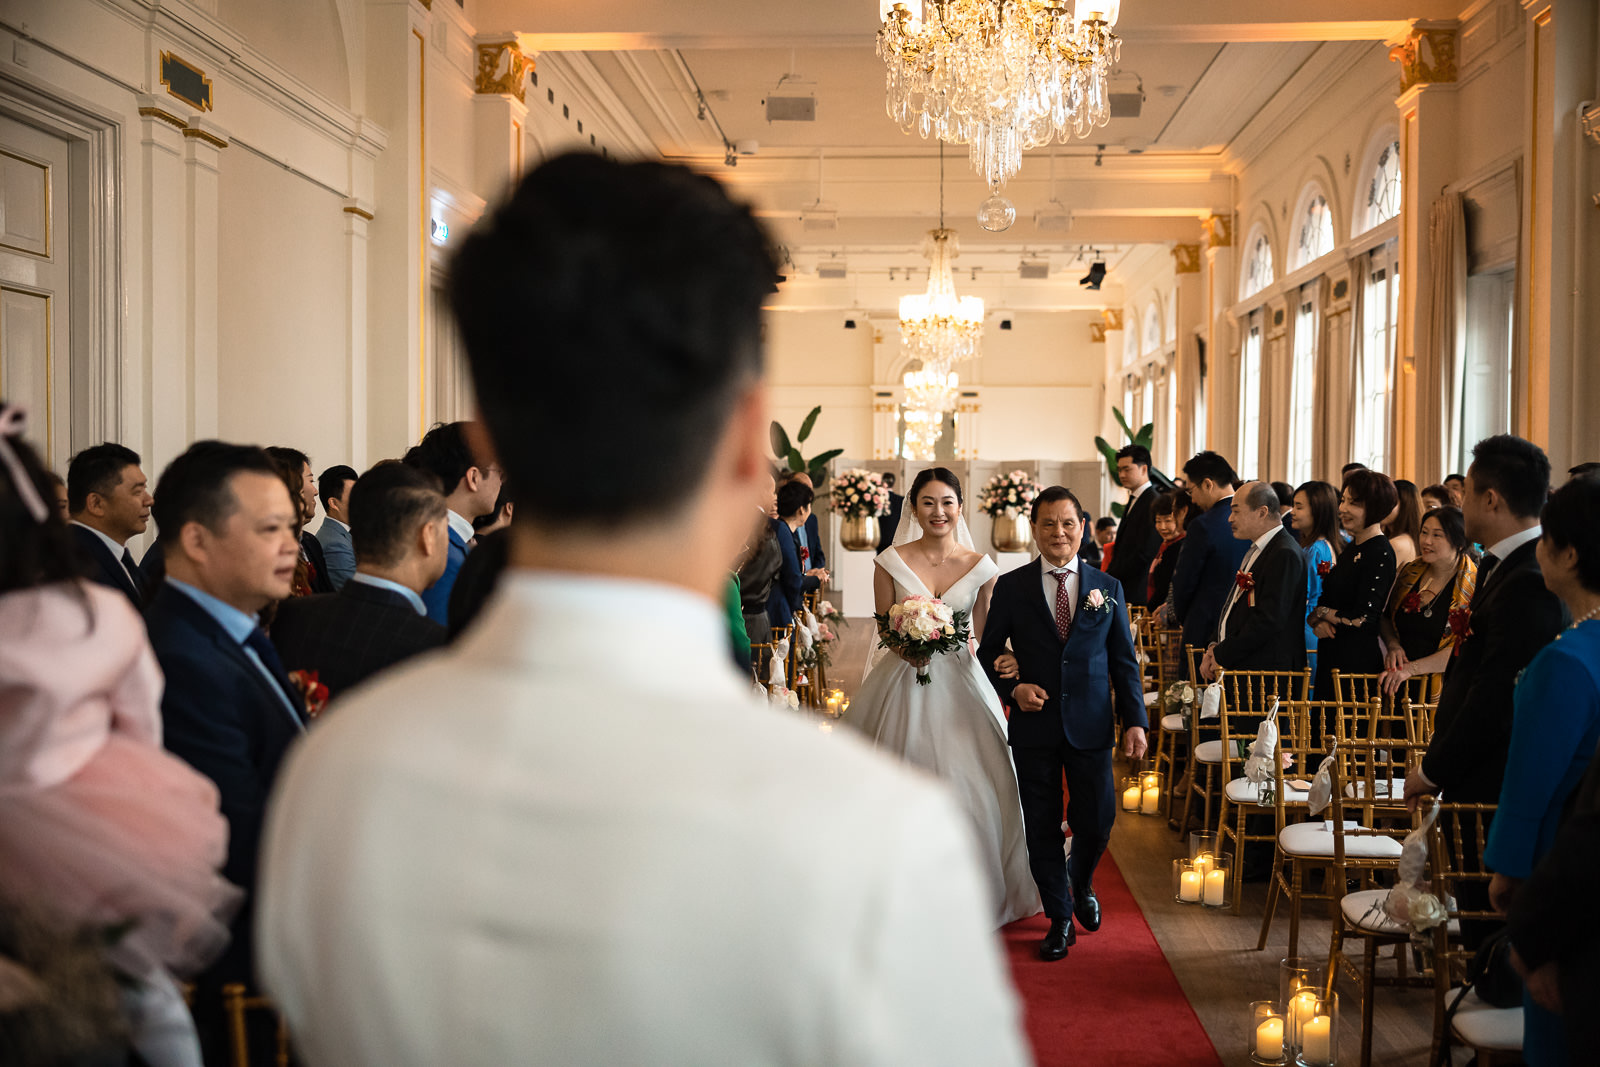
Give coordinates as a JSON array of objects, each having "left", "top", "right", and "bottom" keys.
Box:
[{"left": 244, "top": 627, "right": 307, "bottom": 727}]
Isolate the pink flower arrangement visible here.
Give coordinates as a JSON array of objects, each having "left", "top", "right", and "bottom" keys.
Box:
[
  {"left": 977, "top": 470, "right": 1042, "bottom": 518},
  {"left": 875, "top": 594, "right": 970, "bottom": 685},
  {"left": 830, "top": 468, "right": 892, "bottom": 518}
]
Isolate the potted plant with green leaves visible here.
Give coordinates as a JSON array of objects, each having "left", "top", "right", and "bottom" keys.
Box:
[
  {"left": 1093, "top": 408, "right": 1177, "bottom": 519},
  {"left": 770, "top": 406, "right": 844, "bottom": 486}
]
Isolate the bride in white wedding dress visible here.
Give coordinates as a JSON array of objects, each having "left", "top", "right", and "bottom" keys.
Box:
[{"left": 847, "top": 468, "right": 1041, "bottom": 928}]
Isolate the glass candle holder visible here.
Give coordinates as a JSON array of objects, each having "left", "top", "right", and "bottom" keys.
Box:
[
  {"left": 1249, "top": 1001, "right": 1285, "bottom": 1065},
  {"left": 1139, "top": 769, "right": 1164, "bottom": 815},
  {"left": 1279, "top": 957, "right": 1322, "bottom": 1050},
  {"left": 1294, "top": 992, "right": 1338, "bottom": 1066},
  {"left": 1120, "top": 776, "right": 1143, "bottom": 813},
  {"left": 1201, "top": 861, "right": 1230, "bottom": 908},
  {"left": 1172, "top": 859, "right": 1202, "bottom": 904},
  {"left": 1190, "top": 831, "right": 1218, "bottom": 865}
]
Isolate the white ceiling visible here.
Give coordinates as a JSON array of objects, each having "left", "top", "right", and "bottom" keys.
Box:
[{"left": 497, "top": 1, "right": 1437, "bottom": 296}]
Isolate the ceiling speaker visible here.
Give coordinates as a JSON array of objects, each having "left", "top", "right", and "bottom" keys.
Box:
[
  {"left": 765, "top": 96, "right": 816, "bottom": 122},
  {"left": 1109, "top": 92, "right": 1143, "bottom": 118}
]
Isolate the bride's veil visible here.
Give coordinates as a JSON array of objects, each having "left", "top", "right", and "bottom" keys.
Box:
[{"left": 860, "top": 475, "right": 977, "bottom": 682}]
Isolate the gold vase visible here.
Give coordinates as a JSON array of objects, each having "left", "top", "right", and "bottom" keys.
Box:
[
  {"left": 840, "top": 514, "right": 880, "bottom": 552},
  {"left": 990, "top": 513, "right": 1033, "bottom": 553}
]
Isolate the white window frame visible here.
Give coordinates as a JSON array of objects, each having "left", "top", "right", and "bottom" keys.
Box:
[
  {"left": 1355, "top": 136, "right": 1402, "bottom": 238},
  {"left": 1240, "top": 226, "right": 1276, "bottom": 302},
  {"left": 1290, "top": 185, "right": 1335, "bottom": 271},
  {"left": 1287, "top": 291, "right": 1318, "bottom": 486},
  {"left": 1239, "top": 311, "right": 1264, "bottom": 480},
  {"left": 1354, "top": 242, "right": 1400, "bottom": 471}
]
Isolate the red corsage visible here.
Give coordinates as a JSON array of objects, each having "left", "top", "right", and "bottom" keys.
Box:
[
  {"left": 288, "top": 669, "right": 330, "bottom": 719},
  {"left": 1316, "top": 559, "right": 1332, "bottom": 577},
  {"left": 1447, "top": 607, "right": 1472, "bottom": 656},
  {"left": 800, "top": 546, "right": 810, "bottom": 564},
  {"left": 1401, "top": 590, "right": 1424, "bottom": 614},
  {"left": 1234, "top": 570, "right": 1257, "bottom": 607}
]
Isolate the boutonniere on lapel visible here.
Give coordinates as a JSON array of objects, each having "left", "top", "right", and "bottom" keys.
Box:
[
  {"left": 1316, "top": 559, "right": 1332, "bottom": 577},
  {"left": 1447, "top": 607, "right": 1473, "bottom": 655},
  {"left": 1082, "top": 588, "right": 1115, "bottom": 616},
  {"left": 287, "top": 669, "right": 329, "bottom": 719},
  {"left": 799, "top": 546, "right": 810, "bottom": 564},
  {"left": 1234, "top": 570, "right": 1257, "bottom": 607}
]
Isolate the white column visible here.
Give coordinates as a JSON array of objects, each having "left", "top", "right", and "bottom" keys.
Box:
[
  {"left": 182, "top": 116, "right": 228, "bottom": 442},
  {"left": 137, "top": 95, "right": 190, "bottom": 472},
  {"left": 343, "top": 198, "right": 374, "bottom": 468}
]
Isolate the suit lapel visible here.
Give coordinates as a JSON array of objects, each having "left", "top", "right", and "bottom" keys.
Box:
[
  {"left": 1020, "top": 557, "right": 1060, "bottom": 641},
  {"left": 164, "top": 588, "right": 306, "bottom": 730},
  {"left": 1472, "top": 539, "right": 1536, "bottom": 613}
]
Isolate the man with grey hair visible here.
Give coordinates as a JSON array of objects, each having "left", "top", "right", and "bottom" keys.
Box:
[{"left": 1200, "top": 480, "right": 1309, "bottom": 682}]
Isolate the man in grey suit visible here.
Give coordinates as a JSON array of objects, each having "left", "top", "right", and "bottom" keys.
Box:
[{"left": 315, "top": 464, "right": 359, "bottom": 590}]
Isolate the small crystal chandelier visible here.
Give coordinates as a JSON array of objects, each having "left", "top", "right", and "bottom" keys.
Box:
[
  {"left": 903, "top": 364, "right": 960, "bottom": 412},
  {"left": 901, "top": 406, "right": 946, "bottom": 460},
  {"left": 899, "top": 145, "right": 984, "bottom": 380},
  {"left": 878, "top": 0, "right": 1123, "bottom": 191}
]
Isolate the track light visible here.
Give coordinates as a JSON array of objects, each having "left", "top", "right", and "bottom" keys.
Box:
[{"left": 1079, "top": 260, "right": 1107, "bottom": 290}]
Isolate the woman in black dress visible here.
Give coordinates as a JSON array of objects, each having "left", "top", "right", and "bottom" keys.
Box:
[
  {"left": 1147, "top": 489, "right": 1188, "bottom": 608},
  {"left": 1310, "top": 469, "right": 1398, "bottom": 704},
  {"left": 1379, "top": 506, "right": 1478, "bottom": 695}
]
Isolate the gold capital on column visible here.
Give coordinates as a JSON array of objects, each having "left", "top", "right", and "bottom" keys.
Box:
[
  {"left": 1202, "top": 214, "right": 1232, "bottom": 248},
  {"left": 1102, "top": 308, "right": 1124, "bottom": 331},
  {"left": 1089, "top": 322, "right": 1107, "bottom": 343},
  {"left": 1388, "top": 22, "right": 1458, "bottom": 93},
  {"left": 476, "top": 39, "right": 534, "bottom": 102},
  {"left": 1172, "top": 243, "right": 1202, "bottom": 274}
]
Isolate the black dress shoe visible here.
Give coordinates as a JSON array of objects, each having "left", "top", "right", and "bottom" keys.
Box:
[
  {"left": 1072, "top": 887, "right": 1101, "bottom": 932},
  {"left": 1039, "top": 918, "right": 1077, "bottom": 961}
]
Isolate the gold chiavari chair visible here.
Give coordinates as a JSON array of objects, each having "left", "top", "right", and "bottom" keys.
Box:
[
  {"left": 1212, "top": 669, "right": 1313, "bottom": 913},
  {"left": 1426, "top": 802, "right": 1521, "bottom": 1067},
  {"left": 222, "top": 984, "right": 291, "bottom": 1067},
  {"left": 1148, "top": 627, "right": 1188, "bottom": 819},
  {"left": 1177, "top": 647, "right": 1223, "bottom": 835}
]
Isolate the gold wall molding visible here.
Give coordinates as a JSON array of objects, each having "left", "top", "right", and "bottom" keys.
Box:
[
  {"left": 1202, "top": 213, "right": 1232, "bottom": 248},
  {"left": 1089, "top": 322, "right": 1107, "bottom": 343},
  {"left": 476, "top": 39, "right": 535, "bottom": 102},
  {"left": 343, "top": 204, "right": 375, "bottom": 221},
  {"left": 1102, "top": 308, "right": 1124, "bottom": 331},
  {"left": 181, "top": 127, "right": 228, "bottom": 150},
  {"left": 137, "top": 105, "right": 187, "bottom": 131},
  {"left": 1389, "top": 23, "right": 1459, "bottom": 93},
  {"left": 159, "top": 52, "right": 213, "bottom": 112},
  {"left": 1171, "top": 243, "right": 1201, "bottom": 273},
  {"left": 1583, "top": 102, "right": 1600, "bottom": 148}
]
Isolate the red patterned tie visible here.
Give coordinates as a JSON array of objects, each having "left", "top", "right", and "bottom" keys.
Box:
[{"left": 1052, "top": 568, "right": 1073, "bottom": 643}]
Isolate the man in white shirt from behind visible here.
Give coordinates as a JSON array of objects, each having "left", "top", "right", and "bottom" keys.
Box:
[{"left": 257, "top": 153, "right": 1030, "bottom": 1067}]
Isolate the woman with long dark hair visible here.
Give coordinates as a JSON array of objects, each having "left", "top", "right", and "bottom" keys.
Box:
[
  {"left": 0, "top": 403, "right": 239, "bottom": 1065},
  {"left": 1379, "top": 506, "right": 1478, "bottom": 695},
  {"left": 1290, "top": 480, "right": 1341, "bottom": 680},
  {"left": 1385, "top": 478, "right": 1424, "bottom": 568}
]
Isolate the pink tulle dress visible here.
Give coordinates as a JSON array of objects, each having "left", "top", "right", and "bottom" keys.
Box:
[{"left": 0, "top": 581, "right": 241, "bottom": 979}]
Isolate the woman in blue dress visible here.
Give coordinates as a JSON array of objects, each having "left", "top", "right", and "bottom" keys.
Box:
[
  {"left": 1485, "top": 473, "right": 1600, "bottom": 1066},
  {"left": 1289, "top": 480, "right": 1341, "bottom": 685}
]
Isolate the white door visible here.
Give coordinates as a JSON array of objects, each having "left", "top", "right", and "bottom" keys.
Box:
[{"left": 0, "top": 114, "right": 72, "bottom": 468}]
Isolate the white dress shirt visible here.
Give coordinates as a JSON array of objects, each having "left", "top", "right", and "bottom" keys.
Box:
[
  {"left": 71, "top": 520, "right": 136, "bottom": 583},
  {"left": 258, "top": 570, "right": 1029, "bottom": 1067},
  {"left": 1040, "top": 555, "right": 1080, "bottom": 622},
  {"left": 445, "top": 508, "right": 475, "bottom": 546},
  {"left": 1483, "top": 524, "right": 1542, "bottom": 568},
  {"left": 1217, "top": 526, "right": 1284, "bottom": 642}
]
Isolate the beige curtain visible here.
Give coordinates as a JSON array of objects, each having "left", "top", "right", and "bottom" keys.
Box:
[
  {"left": 1428, "top": 192, "right": 1468, "bottom": 483},
  {"left": 1324, "top": 254, "right": 1368, "bottom": 479}
]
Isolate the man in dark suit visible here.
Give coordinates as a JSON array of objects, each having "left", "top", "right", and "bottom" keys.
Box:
[
  {"left": 65, "top": 442, "right": 152, "bottom": 609},
  {"left": 272, "top": 461, "right": 450, "bottom": 699},
  {"left": 786, "top": 470, "right": 828, "bottom": 574},
  {"left": 1170, "top": 451, "right": 1250, "bottom": 674},
  {"left": 315, "top": 463, "right": 359, "bottom": 590},
  {"left": 266, "top": 446, "right": 335, "bottom": 594},
  {"left": 767, "top": 480, "right": 827, "bottom": 629},
  {"left": 1107, "top": 446, "right": 1161, "bottom": 606},
  {"left": 876, "top": 472, "right": 904, "bottom": 555},
  {"left": 979, "top": 486, "right": 1148, "bottom": 962},
  {"left": 404, "top": 421, "right": 503, "bottom": 625},
  {"left": 143, "top": 440, "right": 308, "bottom": 1058},
  {"left": 1200, "top": 481, "right": 1309, "bottom": 681}
]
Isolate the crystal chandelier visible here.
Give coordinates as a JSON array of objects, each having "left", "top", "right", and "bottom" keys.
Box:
[
  {"left": 899, "top": 228, "right": 984, "bottom": 376},
  {"left": 903, "top": 364, "right": 960, "bottom": 412},
  {"left": 901, "top": 406, "right": 946, "bottom": 460},
  {"left": 877, "top": 0, "right": 1123, "bottom": 191}
]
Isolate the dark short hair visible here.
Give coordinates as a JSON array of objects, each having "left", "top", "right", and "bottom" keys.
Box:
[
  {"left": 1445, "top": 472, "right": 1465, "bottom": 484},
  {"left": 1342, "top": 462, "right": 1368, "bottom": 476},
  {"left": 1468, "top": 434, "right": 1551, "bottom": 519},
  {"left": 403, "top": 423, "right": 477, "bottom": 497},
  {"left": 1341, "top": 468, "right": 1399, "bottom": 528},
  {"left": 151, "top": 441, "right": 282, "bottom": 542},
  {"left": 448, "top": 153, "right": 777, "bottom": 527},
  {"left": 1567, "top": 462, "right": 1599, "bottom": 480},
  {"left": 1541, "top": 473, "right": 1600, "bottom": 592},
  {"left": 1030, "top": 485, "right": 1083, "bottom": 523},
  {"left": 66, "top": 443, "right": 141, "bottom": 513},
  {"left": 318, "top": 465, "right": 359, "bottom": 512},
  {"left": 1420, "top": 483, "right": 1453, "bottom": 506},
  {"left": 1270, "top": 481, "right": 1295, "bottom": 508},
  {"left": 881, "top": 472, "right": 896, "bottom": 488},
  {"left": 908, "top": 467, "right": 963, "bottom": 507},
  {"left": 1115, "top": 444, "right": 1151, "bottom": 468},
  {"left": 1182, "top": 450, "right": 1237, "bottom": 490},
  {"left": 775, "top": 481, "right": 813, "bottom": 519},
  {"left": 1095, "top": 516, "right": 1117, "bottom": 532},
  {"left": 1419, "top": 505, "right": 1470, "bottom": 558},
  {"left": 348, "top": 461, "right": 448, "bottom": 567}
]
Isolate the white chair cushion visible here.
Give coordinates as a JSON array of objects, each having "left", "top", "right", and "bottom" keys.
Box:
[
  {"left": 1343, "top": 777, "right": 1406, "bottom": 800},
  {"left": 1195, "top": 739, "right": 1223, "bottom": 764},
  {"left": 1278, "top": 821, "right": 1405, "bottom": 859},
  {"left": 1225, "top": 777, "right": 1309, "bottom": 804},
  {"left": 1339, "top": 888, "right": 1460, "bottom": 936},
  {"left": 1144, "top": 689, "right": 1161, "bottom": 706},
  {"left": 1451, "top": 989, "right": 1524, "bottom": 1051},
  {"left": 1161, "top": 712, "right": 1185, "bottom": 731}
]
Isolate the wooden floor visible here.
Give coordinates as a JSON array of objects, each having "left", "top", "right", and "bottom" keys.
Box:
[{"left": 826, "top": 614, "right": 1444, "bottom": 1067}]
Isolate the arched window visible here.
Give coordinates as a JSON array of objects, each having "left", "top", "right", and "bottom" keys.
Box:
[
  {"left": 1238, "top": 311, "right": 1264, "bottom": 479},
  {"left": 1359, "top": 140, "right": 1402, "bottom": 234},
  {"left": 1287, "top": 289, "right": 1318, "bottom": 486},
  {"left": 1292, "top": 190, "right": 1334, "bottom": 270},
  {"left": 1240, "top": 228, "right": 1275, "bottom": 301},
  {"left": 1142, "top": 304, "right": 1161, "bottom": 356}
]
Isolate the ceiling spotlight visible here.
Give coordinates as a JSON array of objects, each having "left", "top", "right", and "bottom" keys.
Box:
[
  {"left": 724, "top": 145, "right": 737, "bottom": 168},
  {"left": 1094, "top": 144, "right": 1105, "bottom": 167},
  {"left": 1079, "top": 260, "right": 1107, "bottom": 290}
]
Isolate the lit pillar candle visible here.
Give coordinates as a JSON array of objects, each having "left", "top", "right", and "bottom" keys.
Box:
[
  {"left": 1141, "top": 785, "right": 1161, "bottom": 813},
  {"left": 1204, "top": 869, "right": 1226, "bottom": 906},
  {"left": 1301, "top": 1014, "right": 1332, "bottom": 1064},
  {"left": 1287, "top": 990, "right": 1319, "bottom": 1045},
  {"left": 1179, "top": 869, "right": 1201, "bottom": 902},
  {"left": 1123, "top": 784, "right": 1142, "bottom": 811},
  {"left": 1193, "top": 852, "right": 1214, "bottom": 877},
  {"left": 1254, "top": 1016, "right": 1284, "bottom": 1061}
]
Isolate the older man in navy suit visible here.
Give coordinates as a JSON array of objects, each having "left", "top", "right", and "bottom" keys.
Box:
[
  {"left": 1169, "top": 450, "right": 1250, "bottom": 675},
  {"left": 144, "top": 440, "right": 307, "bottom": 1060},
  {"left": 979, "top": 486, "right": 1148, "bottom": 962}
]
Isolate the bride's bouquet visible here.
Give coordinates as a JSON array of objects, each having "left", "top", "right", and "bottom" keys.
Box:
[{"left": 874, "top": 594, "right": 970, "bottom": 686}]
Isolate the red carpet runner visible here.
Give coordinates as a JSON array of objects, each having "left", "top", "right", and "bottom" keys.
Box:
[{"left": 1002, "top": 853, "right": 1221, "bottom": 1067}]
